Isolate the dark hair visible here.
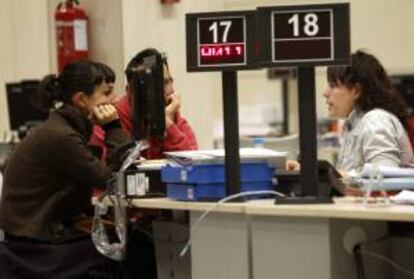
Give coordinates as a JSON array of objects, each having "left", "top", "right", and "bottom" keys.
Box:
[
  {"left": 94, "top": 62, "right": 116, "bottom": 83},
  {"left": 327, "top": 50, "right": 409, "bottom": 126},
  {"left": 39, "top": 60, "right": 111, "bottom": 110},
  {"left": 125, "top": 48, "right": 168, "bottom": 84}
]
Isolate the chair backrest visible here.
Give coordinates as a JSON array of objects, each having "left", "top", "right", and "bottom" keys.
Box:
[{"left": 407, "top": 114, "right": 414, "bottom": 151}]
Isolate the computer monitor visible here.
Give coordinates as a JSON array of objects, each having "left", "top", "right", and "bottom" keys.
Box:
[
  {"left": 129, "top": 54, "right": 166, "bottom": 140},
  {"left": 5, "top": 80, "right": 48, "bottom": 130}
]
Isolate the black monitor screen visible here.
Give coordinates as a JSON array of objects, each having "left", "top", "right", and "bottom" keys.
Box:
[
  {"left": 130, "top": 54, "right": 166, "bottom": 140},
  {"left": 6, "top": 80, "right": 48, "bottom": 130}
]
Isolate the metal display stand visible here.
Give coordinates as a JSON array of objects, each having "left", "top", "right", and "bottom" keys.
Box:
[
  {"left": 186, "top": 3, "right": 349, "bottom": 203},
  {"left": 222, "top": 71, "right": 241, "bottom": 195},
  {"left": 275, "top": 67, "right": 332, "bottom": 204}
]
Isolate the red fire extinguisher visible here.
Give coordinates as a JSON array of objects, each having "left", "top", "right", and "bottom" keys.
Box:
[{"left": 55, "top": 0, "right": 89, "bottom": 73}]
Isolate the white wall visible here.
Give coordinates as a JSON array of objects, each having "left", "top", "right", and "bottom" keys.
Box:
[
  {"left": 0, "top": 0, "right": 50, "bottom": 133},
  {"left": 47, "top": 0, "right": 125, "bottom": 95},
  {"left": 122, "top": 0, "right": 226, "bottom": 149},
  {"left": 223, "top": 0, "right": 414, "bottom": 121},
  {"left": 2, "top": 0, "right": 414, "bottom": 147}
]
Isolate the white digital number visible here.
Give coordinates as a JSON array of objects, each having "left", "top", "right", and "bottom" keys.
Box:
[
  {"left": 287, "top": 13, "right": 319, "bottom": 37},
  {"left": 208, "top": 22, "right": 219, "bottom": 43},
  {"left": 304, "top": 13, "right": 319, "bottom": 36},
  {"left": 220, "top": 21, "right": 232, "bottom": 43},
  {"left": 208, "top": 20, "right": 233, "bottom": 43},
  {"left": 287, "top": 14, "right": 300, "bottom": 37}
]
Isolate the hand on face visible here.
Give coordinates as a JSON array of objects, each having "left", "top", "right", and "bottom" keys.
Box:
[
  {"left": 285, "top": 160, "right": 301, "bottom": 171},
  {"left": 90, "top": 103, "right": 119, "bottom": 126},
  {"left": 165, "top": 92, "right": 180, "bottom": 127}
]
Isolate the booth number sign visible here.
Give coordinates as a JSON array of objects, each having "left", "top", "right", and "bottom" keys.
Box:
[
  {"left": 271, "top": 10, "right": 333, "bottom": 62},
  {"left": 197, "top": 16, "right": 246, "bottom": 66}
]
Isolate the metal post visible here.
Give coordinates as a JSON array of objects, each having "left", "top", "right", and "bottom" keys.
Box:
[
  {"left": 275, "top": 67, "right": 332, "bottom": 204},
  {"left": 222, "top": 71, "right": 240, "bottom": 196},
  {"left": 282, "top": 78, "right": 289, "bottom": 134},
  {"left": 297, "top": 67, "right": 318, "bottom": 196}
]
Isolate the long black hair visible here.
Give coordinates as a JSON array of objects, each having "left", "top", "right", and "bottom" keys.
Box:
[
  {"left": 38, "top": 60, "right": 112, "bottom": 111},
  {"left": 327, "top": 50, "right": 409, "bottom": 126}
]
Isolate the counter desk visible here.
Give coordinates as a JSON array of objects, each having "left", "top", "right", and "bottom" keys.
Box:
[{"left": 129, "top": 197, "right": 414, "bottom": 279}]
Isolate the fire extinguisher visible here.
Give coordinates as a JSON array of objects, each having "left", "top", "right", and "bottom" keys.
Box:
[{"left": 55, "top": 0, "right": 89, "bottom": 73}]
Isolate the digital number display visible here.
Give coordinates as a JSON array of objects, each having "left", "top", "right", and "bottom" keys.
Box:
[
  {"left": 256, "top": 3, "right": 350, "bottom": 67},
  {"left": 198, "top": 17, "right": 246, "bottom": 66},
  {"left": 272, "top": 10, "right": 333, "bottom": 62},
  {"left": 187, "top": 4, "right": 349, "bottom": 70}
]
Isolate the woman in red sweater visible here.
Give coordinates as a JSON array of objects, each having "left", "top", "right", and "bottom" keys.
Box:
[{"left": 90, "top": 48, "right": 197, "bottom": 159}]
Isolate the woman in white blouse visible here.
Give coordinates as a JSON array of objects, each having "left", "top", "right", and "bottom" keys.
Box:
[{"left": 324, "top": 50, "right": 414, "bottom": 177}]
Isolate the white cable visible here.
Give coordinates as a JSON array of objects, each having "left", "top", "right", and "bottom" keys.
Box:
[
  {"left": 179, "top": 190, "right": 285, "bottom": 257},
  {"left": 358, "top": 250, "right": 414, "bottom": 277}
]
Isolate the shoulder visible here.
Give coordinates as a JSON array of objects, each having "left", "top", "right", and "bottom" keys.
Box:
[
  {"left": 360, "top": 109, "right": 404, "bottom": 133},
  {"left": 363, "top": 109, "right": 397, "bottom": 121},
  {"left": 37, "top": 113, "right": 84, "bottom": 145}
]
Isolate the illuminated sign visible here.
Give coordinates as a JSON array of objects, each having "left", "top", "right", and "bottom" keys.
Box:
[
  {"left": 186, "top": 11, "right": 256, "bottom": 72},
  {"left": 272, "top": 10, "right": 332, "bottom": 62},
  {"left": 186, "top": 4, "right": 349, "bottom": 71},
  {"left": 257, "top": 3, "right": 350, "bottom": 67},
  {"left": 198, "top": 17, "right": 246, "bottom": 66}
]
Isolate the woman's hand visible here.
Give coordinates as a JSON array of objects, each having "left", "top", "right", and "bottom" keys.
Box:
[
  {"left": 91, "top": 104, "right": 119, "bottom": 126},
  {"left": 165, "top": 92, "right": 180, "bottom": 127},
  {"left": 286, "top": 160, "right": 301, "bottom": 171}
]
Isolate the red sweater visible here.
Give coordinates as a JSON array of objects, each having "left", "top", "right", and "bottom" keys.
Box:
[{"left": 89, "top": 94, "right": 198, "bottom": 159}]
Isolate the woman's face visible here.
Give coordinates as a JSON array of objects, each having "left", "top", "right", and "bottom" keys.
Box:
[
  {"left": 82, "top": 81, "right": 114, "bottom": 113},
  {"left": 323, "top": 81, "right": 360, "bottom": 118}
]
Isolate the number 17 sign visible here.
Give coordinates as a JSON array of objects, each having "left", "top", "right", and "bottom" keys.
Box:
[{"left": 186, "top": 11, "right": 257, "bottom": 72}]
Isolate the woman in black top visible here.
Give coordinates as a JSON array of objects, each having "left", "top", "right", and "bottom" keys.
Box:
[{"left": 0, "top": 60, "right": 130, "bottom": 278}]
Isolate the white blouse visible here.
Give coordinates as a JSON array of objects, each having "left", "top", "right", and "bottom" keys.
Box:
[{"left": 336, "top": 109, "right": 414, "bottom": 172}]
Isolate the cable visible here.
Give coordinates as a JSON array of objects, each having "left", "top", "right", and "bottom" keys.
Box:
[
  {"left": 353, "top": 234, "right": 393, "bottom": 279},
  {"left": 356, "top": 249, "right": 414, "bottom": 278},
  {"left": 179, "top": 190, "right": 285, "bottom": 257},
  {"left": 353, "top": 245, "right": 366, "bottom": 279}
]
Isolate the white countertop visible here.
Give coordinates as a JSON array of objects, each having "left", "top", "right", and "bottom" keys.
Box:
[{"left": 128, "top": 197, "right": 414, "bottom": 222}]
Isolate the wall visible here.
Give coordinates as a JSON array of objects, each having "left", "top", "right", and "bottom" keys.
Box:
[
  {"left": 47, "top": 0, "right": 125, "bottom": 96},
  {"left": 223, "top": 0, "right": 414, "bottom": 121},
  {"left": 0, "top": 0, "right": 50, "bottom": 134},
  {"left": 2, "top": 0, "right": 414, "bottom": 147},
  {"left": 122, "top": 0, "right": 225, "bottom": 149}
]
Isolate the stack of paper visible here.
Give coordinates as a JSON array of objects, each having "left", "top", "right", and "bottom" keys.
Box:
[
  {"left": 357, "top": 163, "right": 414, "bottom": 191},
  {"left": 359, "top": 164, "right": 414, "bottom": 178},
  {"left": 390, "top": 190, "right": 414, "bottom": 204},
  {"left": 164, "top": 148, "right": 287, "bottom": 170}
]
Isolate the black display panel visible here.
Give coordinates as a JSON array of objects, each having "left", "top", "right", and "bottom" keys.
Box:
[
  {"left": 6, "top": 80, "right": 48, "bottom": 130},
  {"left": 186, "top": 11, "right": 257, "bottom": 72},
  {"left": 129, "top": 54, "right": 166, "bottom": 140},
  {"left": 198, "top": 17, "right": 245, "bottom": 66},
  {"left": 257, "top": 3, "right": 350, "bottom": 67}
]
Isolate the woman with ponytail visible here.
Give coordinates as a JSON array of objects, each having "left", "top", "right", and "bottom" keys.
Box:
[{"left": 0, "top": 60, "right": 130, "bottom": 278}]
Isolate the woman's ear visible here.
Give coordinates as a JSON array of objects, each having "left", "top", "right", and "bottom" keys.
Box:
[
  {"left": 71, "top": 92, "right": 88, "bottom": 109},
  {"left": 352, "top": 83, "right": 362, "bottom": 100}
]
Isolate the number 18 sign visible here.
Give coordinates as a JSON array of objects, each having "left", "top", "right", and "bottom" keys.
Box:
[
  {"left": 257, "top": 3, "right": 350, "bottom": 67},
  {"left": 186, "top": 11, "right": 257, "bottom": 71}
]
